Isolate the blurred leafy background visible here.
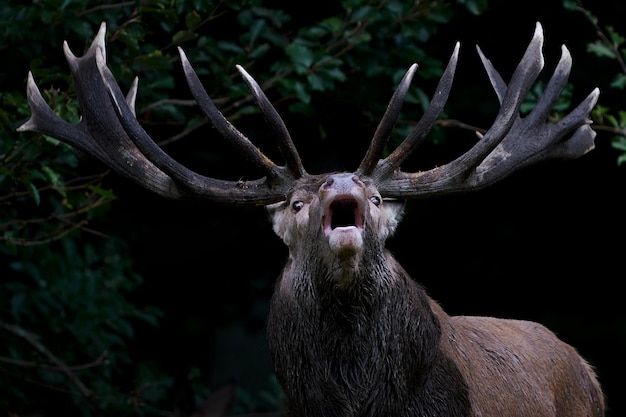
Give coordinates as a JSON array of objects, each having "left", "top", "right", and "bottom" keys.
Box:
[{"left": 1, "top": 0, "right": 624, "bottom": 416}]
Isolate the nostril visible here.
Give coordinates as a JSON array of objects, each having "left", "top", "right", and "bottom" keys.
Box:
[{"left": 324, "top": 177, "right": 335, "bottom": 187}]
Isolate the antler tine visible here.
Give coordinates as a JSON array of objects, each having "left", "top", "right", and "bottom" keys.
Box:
[
  {"left": 126, "top": 76, "right": 138, "bottom": 116},
  {"left": 357, "top": 63, "right": 418, "bottom": 176},
  {"left": 371, "top": 42, "right": 460, "bottom": 182},
  {"left": 178, "top": 48, "right": 302, "bottom": 182},
  {"left": 378, "top": 22, "right": 599, "bottom": 198},
  {"left": 235, "top": 65, "right": 307, "bottom": 178},
  {"left": 17, "top": 71, "right": 93, "bottom": 150}
]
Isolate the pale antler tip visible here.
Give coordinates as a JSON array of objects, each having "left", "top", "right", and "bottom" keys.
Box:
[
  {"left": 235, "top": 64, "right": 246, "bottom": 75},
  {"left": 236, "top": 65, "right": 256, "bottom": 89},
  {"left": 16, "top": 117, "right": 29, "bottom": 132},
  {"left": 24, "top": 71, "right": 37, "bottom": 101},
  {"left": 532, "top": 22, "right": 544, "bottom": 46},
  {"left": 475, "top": 44, "right": 485, "bottom": 59},
  {"left": 62, "top": 40, "right": 76, "bottom": 62},
  {"left": 95, "top": 22, "right": 107, "bottom": 45},
  {"left": 560, "top": 44, "right": 572, "bottom": 61},
  {"left": 590, "top": 87, "right": 600, "bottom": 106},
  {"left": 405, "top": 63, "right": 418, "bottom": 78},
  {"left": 450, "top": 41, "right": 461, "bottom": 64},
  {"left": 16, "top": 72, "right": 41, "bottom": 133},
  {"left": 528, "top": 22, "right": 545, "bottom": 71},
  {"left": 177, "top": 47, "right": 194, "bottom": 76}
]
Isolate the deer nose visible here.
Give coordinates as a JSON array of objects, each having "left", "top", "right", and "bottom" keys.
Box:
[{"left": 323, "top": 173, "right": 362, "bottom": 193}]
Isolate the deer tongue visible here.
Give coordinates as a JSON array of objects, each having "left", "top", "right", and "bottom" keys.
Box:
[{"left": 323, "top": 195, "right": 365, "bottom": 259}]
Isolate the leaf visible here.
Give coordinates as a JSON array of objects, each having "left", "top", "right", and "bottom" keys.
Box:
[
  {"left": 185, "top": 10, "right": 202, "bottom": 29},
  {"left": 607, "top": 26, "right": 626, "bottom": 46},
  {"left": 249, "top": 43, "right": 270, "bottom": 59},
  {"left": 249, "top": 19, "right": 267, "bottom": 44},
  {"left": 319, "top": 17, "right": 343, "bottom": 32},
  {"left": 41, "top": 165, "right": 65, "bottom": 195},
  {"left": 286, "top": 43, "right": 315, "bottom": 73},
  {"left": 217, "top": 40, "right": 245, "bottom": 54},
  {"left": 610, "top": 73, "right": 626, "bottom": 90},
  {"left": 611, "top": 136, "right": 626, "bottom": 151},
  {"left": 325, "top": 67, "right": 346, "bottom": 82},
  {"left": 458, "top": 0, "right": 489, "bottom": 15},
  {"left": 349, "top": 5, "right": 374, "bottom": 23},
  {"left": 562, "top": 0, "right": 578, "bottom": 11},
  {"left": 26, "top": 181, "right": 40, "bottom": 206},
  {"left": 307, "top": 73, "right": 325, "bottom": 91},
  {"left": 292, "top": 81, "right": 311, "bottom": 103},
  {"left": 173, "top": 30, "right": 199, "bottom": 45},
  {"left": 88, "top": 185, "right": 117, "bottom": 200},
  {"left": 587, "top": 41, "right": 616, "bottom": 59}
]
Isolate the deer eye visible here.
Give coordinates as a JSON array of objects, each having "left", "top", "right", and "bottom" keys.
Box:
[
  {"left": 291, "top": 200, "right": 305, "bottom": 212},
  {"left": 370, "top": 196, "right": 381, "bottom": 206}
]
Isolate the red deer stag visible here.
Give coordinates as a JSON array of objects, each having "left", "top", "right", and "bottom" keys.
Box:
[{"left": 18, "top": 21, "right": 604, "bottom": 417}]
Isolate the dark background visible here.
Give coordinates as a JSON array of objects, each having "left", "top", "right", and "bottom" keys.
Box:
[{"left": 55, "top": 0, "right": 625, "bottom": 415}]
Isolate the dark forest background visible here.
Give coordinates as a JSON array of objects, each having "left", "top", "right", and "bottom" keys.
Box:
[{"left": 1, "top": 0, "right": 625, "bottom": 416}]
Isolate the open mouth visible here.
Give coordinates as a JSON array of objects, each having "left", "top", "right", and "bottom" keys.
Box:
[{"left": 323, "top": 196, "right": 364, "bottom": 235}]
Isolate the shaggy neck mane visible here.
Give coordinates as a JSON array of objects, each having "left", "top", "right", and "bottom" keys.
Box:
[{"left": 268, "top": 250, "right": 450, "bottom": 416}]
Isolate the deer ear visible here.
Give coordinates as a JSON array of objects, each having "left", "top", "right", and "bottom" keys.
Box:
[
  {"left": 265, "top": 201, "right": 284, "bottom": 218},
  {"left": 265, "top": 201, "right": 297, "bottom": 245},
  {"left": 380, "top": 198, "right": 405, "bottom": 238},
  {"left": 383, "top": 198, "right": 405, "bottom": 218}
]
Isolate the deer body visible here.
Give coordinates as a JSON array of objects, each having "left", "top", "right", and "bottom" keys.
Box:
[
  {"left": 266, "top": 173, "right": 603, "bottom": 416},
  {"left": 18, "top": 21, "right": 605, "bottom": 417}
]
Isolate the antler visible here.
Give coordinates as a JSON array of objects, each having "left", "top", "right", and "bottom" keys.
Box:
[
  {"left": 368, "top": 22, "right": 599, "bottom": 198},
  {"left": 17, "top": 21, "right": 598, "bottom": 205},
  {"left": 17, "top": 22, "right": 303, "bottom": 206}
]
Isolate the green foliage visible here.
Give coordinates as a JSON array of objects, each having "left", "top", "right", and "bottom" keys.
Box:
[
  {"left": 1, "top": 60, "right": 163, "bottom": 413},
  {"left": 4, "top": 0, "right": 622, "bottom": 415},
  {"left": 564, "top": 0, "right": 626, "bottom": 164}
]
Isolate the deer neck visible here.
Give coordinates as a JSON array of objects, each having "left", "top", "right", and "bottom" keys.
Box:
[{"left": 268, "top": 251, "right": 443, "bottom": 415}]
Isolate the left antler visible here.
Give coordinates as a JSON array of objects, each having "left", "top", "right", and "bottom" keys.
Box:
[{"left": 370, "top": 22, "right": 599, "bottom": 198}]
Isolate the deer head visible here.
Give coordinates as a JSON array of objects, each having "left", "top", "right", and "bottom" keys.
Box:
[{"left": 18, "top": 21, "right": 604, "bottom": 417}]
